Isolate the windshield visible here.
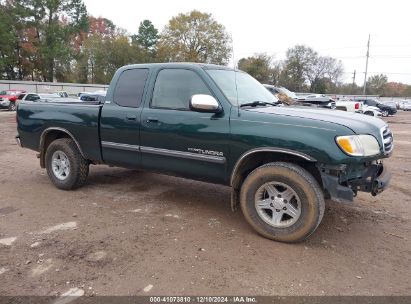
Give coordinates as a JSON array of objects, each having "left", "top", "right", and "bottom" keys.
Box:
[
  {"left": 0, "top": 91, "right": 9, "bottom": 95},
  {"left": 206, "top": 70, "right": 278, "bottom": 106}
]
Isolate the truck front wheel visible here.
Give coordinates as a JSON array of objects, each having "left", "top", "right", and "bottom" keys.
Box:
[
  {"left": 45, "top": 138, "right": 89, "bottom": 190},
  {"left": 240, "top": 162, "right": 324, "bottom": 243}
]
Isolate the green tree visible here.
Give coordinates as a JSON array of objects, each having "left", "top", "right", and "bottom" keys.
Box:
[
  {"left": 131, "top": 19, "right": 159, "bottom": 63},
  {"left": 238, "top": 53, "right": 274, "bottom": 84},
  {"left": 280, "top": 45, "right": 317, "bottom": 92},
  {"left": 279, "top": 45, "right": 344, "bottom": 93},
  {"left": 132, "top": 20, "right": 159, "bottom": 51},
  {"left": 366, "top": 74, "right": 388, "bottom": 95},
  {"left": 77, "top": 18, "right": 142, "bottom": 84},
  {"left": 157, "top": 10, "right": 232, "bottom": 64},
  {"left": 0, "top": 1, "right": 32, "bottom": 80},
  {"left": 21, "top": 0, "right": 88, "bottom": 81}
]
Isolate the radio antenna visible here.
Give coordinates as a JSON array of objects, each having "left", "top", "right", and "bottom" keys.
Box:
[{"left": 232, "top": 36, "right": 240, "bottom": 117}]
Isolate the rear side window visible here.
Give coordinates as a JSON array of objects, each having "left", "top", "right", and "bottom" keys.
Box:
[
  {"left": 151, "top": 69, "right": 212, "bottom": 110},
  {"left": 114, "top": 68, "right": 149, "bottom": 108}
]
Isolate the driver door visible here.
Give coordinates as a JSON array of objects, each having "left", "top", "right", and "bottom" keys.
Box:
[{"left": 140, "top": 68, "right": 229, "bottom": 183}]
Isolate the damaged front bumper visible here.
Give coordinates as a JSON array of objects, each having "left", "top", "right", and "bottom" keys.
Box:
[{"left": 319, "top": 162, "right": 391, "bottom": 203}]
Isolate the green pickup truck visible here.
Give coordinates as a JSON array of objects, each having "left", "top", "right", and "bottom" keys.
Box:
[{"left": 16, "top": 63, "right": 393, "bottom": 242}]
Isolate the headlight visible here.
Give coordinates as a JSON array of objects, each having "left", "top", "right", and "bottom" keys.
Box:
[{"left": 336, "top": 135, "right": 380, "bottom": 156}]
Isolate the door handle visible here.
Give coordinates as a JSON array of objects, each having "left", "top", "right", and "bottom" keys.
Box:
[
  {"left": 126, "top": 114, "right": 137, "bottom": 121},
  {"left": 146, "top": 117, "right": 159, "bottom": 123}
]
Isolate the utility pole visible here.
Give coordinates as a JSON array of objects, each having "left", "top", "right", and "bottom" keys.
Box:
[
  {"left": 362, "top": 34, "right": 370, "bottom": 96},
  {"left": 352, "top": 70, "right": 356, "bottom": 85}
]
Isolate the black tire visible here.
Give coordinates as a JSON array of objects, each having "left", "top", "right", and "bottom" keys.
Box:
[
  {"left": 8, "top": 101, "right": 16, "bottom": 111},
  {"left": 240, "top": 162, "right": 325, "bottom": 243},
  {"left": 45, "top": 138, "right": 89, "bottom": 190},
  {"left": 382, "top": 110, "right": 389, "bottom": 117}
]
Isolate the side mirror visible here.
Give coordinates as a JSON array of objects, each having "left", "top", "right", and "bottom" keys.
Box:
[{"left": 190, "top": 94, "right": 221, "bottom": 113}]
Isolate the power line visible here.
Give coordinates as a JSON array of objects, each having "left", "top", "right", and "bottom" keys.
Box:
[
  {"left": 370, "top": 55, "right": 411, "bottom": 59},
  {"left": 342, "top": 72, "right": 411, "bottom": 75}
]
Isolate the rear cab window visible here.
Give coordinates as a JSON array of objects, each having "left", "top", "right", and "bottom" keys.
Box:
[{"left": 114, "top": 68, "right": 149, "bottom": 108}]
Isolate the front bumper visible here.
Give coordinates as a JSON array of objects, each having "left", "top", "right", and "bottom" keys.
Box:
[{"left": 320, "top": 162, "right": 391, "bottom": 203}]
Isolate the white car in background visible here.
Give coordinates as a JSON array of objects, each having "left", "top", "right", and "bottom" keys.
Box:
[
  {"left": 362, "top": 105, "right": 382, "bottom": 117},
  {"left": 335, "top": 99, "right": 363, "bottom": 113},
  {"left": 398, "top": 100, "right": 411, "bottom": 111}
]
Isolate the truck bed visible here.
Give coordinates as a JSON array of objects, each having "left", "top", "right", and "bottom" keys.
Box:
[{"left": 17, "top": 101, "right": 103, "bottom": 162}]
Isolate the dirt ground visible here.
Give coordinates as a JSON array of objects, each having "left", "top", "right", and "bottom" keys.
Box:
[{"left": 0, "top": 109, "right": 410, "bottom": 297}]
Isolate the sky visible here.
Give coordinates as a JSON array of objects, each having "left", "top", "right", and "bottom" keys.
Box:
[{"left": 83, "top": 0, "right": 411, "bottom": 85}]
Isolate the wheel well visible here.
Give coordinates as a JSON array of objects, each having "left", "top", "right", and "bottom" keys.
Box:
[
  {"left": 39, "top": 129, "right": 80, "bottom": 168},
  {"left": 230, "top": 151, "right": 323, "bottom": 210}
]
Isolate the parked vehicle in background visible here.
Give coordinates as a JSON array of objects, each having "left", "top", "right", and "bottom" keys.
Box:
[
  {"left": 354, "top": 98, "right": 397, "bottom": 117},
  {"left": 335, "top": 99, "right": 363, "bottom": 113},
  {"left": 362, "top": 105, "right": 382, "bottom": 117},
  {"left": 297, "top": 96, "right": 336, "bottom": 109},
  {"left": 398, "top": 100, "right": 411, "bottom": 111},
  {"left": 264, "top": 85, "right": 294, "bottom": 105},
  {"left": 264, "top": 85, "right": 297, "bottom": 100},
  {"left": 18, "top": 93, "right": 61, "bottom": 102},
  {"left": 16, "top": 62, "right": 393, "bottom": 243},
  {"left": 0, "top": 89, "right": 26, "bottom": 111},
  {"left": 79, "top": 93, "right": 106, "bottom": 102},
  {"left": 382, "top": 101, "right": 398, "bottom": 112},
  {"left": 305, "top": 94, "right": 326, "bottom": 99},
  {"left": 92, "top": 90, "right": 107, "bottom": 96},
  {"left": 55, "top": 91, "right": 69, "bottom": 98}
]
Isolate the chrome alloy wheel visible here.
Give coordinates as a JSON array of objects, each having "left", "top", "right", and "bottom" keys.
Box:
[
  {"left": 51, "top": 151, "right": 70, "bottom": 180},
  {"left": 254, "top": 182, "right": 302, "bottom": 228}
]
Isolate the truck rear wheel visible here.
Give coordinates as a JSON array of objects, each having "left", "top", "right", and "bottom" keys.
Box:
[
  {"left": 240, "top": 162, "right": 324, "bottom": 243},
  {"left": 45, "top": 138, "right": 89, "bottom": 190}
]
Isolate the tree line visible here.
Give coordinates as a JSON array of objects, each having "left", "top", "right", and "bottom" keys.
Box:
[
  {"left": 238, "top": 50, "right": 411, "bottom": 96},
  {"left": 1, "top": 0, "right": 410, "bottom": 96},
  {"left": 0, "top": 1, "right": 231, "bottom": 84}
]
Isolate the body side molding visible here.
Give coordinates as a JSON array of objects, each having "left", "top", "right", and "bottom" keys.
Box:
[
  {"left": 101, "top": 142, "right": 226, "bottom": 164},
  {"left": 140, "top": 146, "right": 226, "bottom": 164},
  {"left": 101, "top": 141, "right": 140, "bottom": 152}
]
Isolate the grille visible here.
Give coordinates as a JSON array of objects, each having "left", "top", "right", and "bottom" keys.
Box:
[{"left": 381, "top": 126, "right": 393, "bottom": 154}]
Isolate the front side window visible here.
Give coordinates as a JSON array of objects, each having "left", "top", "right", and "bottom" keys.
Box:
[
  {"left": 206, "top": 69, "right": 278, "bottom": 106},
  {"left": 114, "top": 68, "right": 149, "bottom": 108},
  {"left": 151, "top": 69, "right": 212, "bottom": 110}
]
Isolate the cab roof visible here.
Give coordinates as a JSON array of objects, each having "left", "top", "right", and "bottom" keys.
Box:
[{"left": 119, "top": 62, "right": 238, "bottom": 71}]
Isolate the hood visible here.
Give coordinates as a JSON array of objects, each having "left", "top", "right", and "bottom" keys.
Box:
[{"left": 246, "top": 106, "right": 387, "bottom": 135}]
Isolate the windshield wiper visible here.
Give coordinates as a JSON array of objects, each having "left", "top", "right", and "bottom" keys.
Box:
[{"left": 240, "top": 101, "right": 279, "bottom": 108}]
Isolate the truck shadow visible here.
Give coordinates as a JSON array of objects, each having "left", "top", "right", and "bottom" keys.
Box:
[{"left": 85, "top": 166, "right": 397, "bottom": 246}]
